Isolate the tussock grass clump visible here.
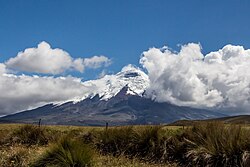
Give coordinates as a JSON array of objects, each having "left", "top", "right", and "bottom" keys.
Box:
[
  {"left": 9, "top": 124, "right": 48, "bottom": 145},
  {"left": 130, "top": 126, "right": 163, "bottom": 160},
  {"left": 185, "top": 122, "right": 250, "bottom": 167},
  {"left": 160, "top": 132, "right": 188, "bottom": 164},
  {"left": 95, "top": 126, "right": 135, "bottom": 156},
  {"left": 93, "top": 126, "right": 170, "bottom": 162},
  {"left": 31, "top": 137, "right": 94, "bottom": 167}
]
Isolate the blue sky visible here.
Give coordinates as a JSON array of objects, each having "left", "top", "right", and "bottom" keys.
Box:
[
  {"left": 1, "top": 0, "right": 250, "bottom": 115},
  {"left": 1, "top": 0, "right": 250, "bottom": 79}
]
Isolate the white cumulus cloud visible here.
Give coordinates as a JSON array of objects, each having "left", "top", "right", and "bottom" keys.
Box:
[
  {"left": 84, "top": 55, "right": 111, "bottom": 69},
  {"left": 140, "top": 43, "right": 250, "bottom": 112},
  {"left": 6, "top": 41, "right": 111, "bottom": 74}
]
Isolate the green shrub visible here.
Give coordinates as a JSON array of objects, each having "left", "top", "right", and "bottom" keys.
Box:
[{"left": 31, "top": 137, "right": 94, "bottom": 167}]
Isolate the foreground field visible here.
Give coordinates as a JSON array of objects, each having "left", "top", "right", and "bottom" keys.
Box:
[{"left": 0, "top": 123, "right": 250, "bottom": 167}]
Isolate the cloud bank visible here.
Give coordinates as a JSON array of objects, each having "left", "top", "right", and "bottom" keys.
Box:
[
  {"left": 0, "top": 72, "right": 86, "bottom": 115},
  {"left": 0, "top": 41, "right": 112, "bottom": 115},
  {"left": 140, "top": 43, "right": 250, "bottom": 111},
  {"left": 0, "top": 62, "right": 96, "bottom": 116},
  {"left": 1, "top": 42, "right": 250, "bottom": 115},
  {"left": 6, "top": 41, "right": 111, "bottom": 74}
]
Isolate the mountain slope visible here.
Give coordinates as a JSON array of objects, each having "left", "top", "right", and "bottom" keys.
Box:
[
  {"left": 0, "top": 86, "right": 225, "bottom": 126},
  {"left": 0, "top": 65, "right": 226, "bottom": 126}
]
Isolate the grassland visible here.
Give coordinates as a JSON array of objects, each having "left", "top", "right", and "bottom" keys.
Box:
[{"left": 1, "top": 122, "right": 250, "bottom": 167}]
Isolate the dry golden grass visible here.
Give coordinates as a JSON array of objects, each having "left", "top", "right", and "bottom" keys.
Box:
[
  {"left": 0, "top": 143, "right": 176, "bottom": 167},
  {"left": 0, "top": 123, "right": 102, "bottom": 132},
  {"left": 2, "top": 122, "right": 249, "bottom": 167},
  {"left": 0, "top": 123, "right": 178, "bottom": 167},
  {"left": 94, "top": 155, "right": 177, "bottom": 167},
  {"left": 0, "top": 145, "right": 46, "bottom": 167}
]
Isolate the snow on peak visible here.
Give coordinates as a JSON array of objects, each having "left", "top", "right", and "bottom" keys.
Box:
[{"left": 77, "top": 64, "right": 149, "bottom": 102}]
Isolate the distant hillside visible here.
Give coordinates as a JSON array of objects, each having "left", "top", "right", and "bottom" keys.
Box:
[
  {"left": 169, "top": 115, "right": 250, "bottom": 126},
  {"left": 212, "top": 115, "right": 250, "bottom": 124}
]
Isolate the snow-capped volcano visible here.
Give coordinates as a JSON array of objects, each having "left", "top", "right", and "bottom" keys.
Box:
[
  {"left": 0, "top": 65, "right": 226, "bottom": 126},
  {"left": 79, "top": 64, "right": 149, "bottom": 101}
]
